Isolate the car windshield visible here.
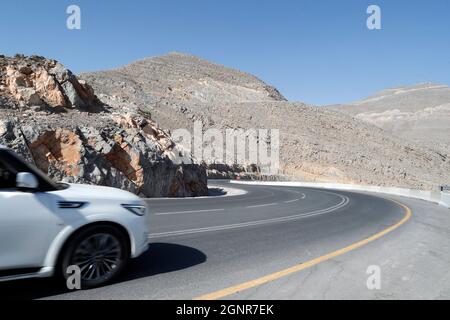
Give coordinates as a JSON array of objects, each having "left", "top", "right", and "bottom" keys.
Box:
[{"left": 0, "top": 149, "right": 63, "bottom": 191}]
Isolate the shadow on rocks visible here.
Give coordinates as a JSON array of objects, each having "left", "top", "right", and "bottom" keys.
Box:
[{"left": 208, "top": 187, "right": 227, "bottom": 196}]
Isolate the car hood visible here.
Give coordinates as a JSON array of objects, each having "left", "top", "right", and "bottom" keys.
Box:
[{"left": 54, "top": 183, "right": 141, "bottom": 202}]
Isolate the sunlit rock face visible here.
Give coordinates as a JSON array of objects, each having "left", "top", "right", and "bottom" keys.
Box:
[{"left": 0, "top": 55, "right": 207, "bottom": 197}]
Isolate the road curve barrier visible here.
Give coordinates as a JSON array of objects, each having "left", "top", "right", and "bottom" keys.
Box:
[{"left": 229, "top": 180, "right": 450, "bottom": 210}]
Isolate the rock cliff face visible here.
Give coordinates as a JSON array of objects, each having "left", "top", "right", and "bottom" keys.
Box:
[
  {"left": 0, "top": 55, "right": 99, "bottom": 110},
  {"left": 0, "top": 55, "right": 208, "bottom": 197}
]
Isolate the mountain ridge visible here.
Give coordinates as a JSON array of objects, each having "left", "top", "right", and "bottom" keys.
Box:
[{"left": 328, "top": 82, "right": 450, "bottom": 152}]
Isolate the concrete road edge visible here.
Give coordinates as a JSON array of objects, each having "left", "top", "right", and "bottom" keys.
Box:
[{"left": 230, "top": 180, "right": 450, "bottom": 209}]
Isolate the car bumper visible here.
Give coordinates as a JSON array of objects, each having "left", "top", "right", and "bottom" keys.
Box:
[
  {"left": 129, "top": 217, "right": 150, "bottom": 258},
  {"left": 133, "top": 240, "right": 149, "bottom": 258}
]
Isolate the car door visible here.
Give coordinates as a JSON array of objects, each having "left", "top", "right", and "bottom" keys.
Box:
[{"left": 0, "top": 154, "right": 63, "bottom": 271}]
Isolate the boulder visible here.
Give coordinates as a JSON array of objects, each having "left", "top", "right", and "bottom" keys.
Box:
[
  {"left": 1, "top": 56, "right": 100, "bottom": 110},
  {"left": 34, "top": 68, "right": 67, "bottom": 107}
]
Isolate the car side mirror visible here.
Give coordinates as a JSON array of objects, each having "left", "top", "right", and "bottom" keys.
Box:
[{"left": 16, "top": 172, "right": 39, "bottom": 190}]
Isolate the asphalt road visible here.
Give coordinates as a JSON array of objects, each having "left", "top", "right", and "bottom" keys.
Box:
[{"left": 1, "top": 181, "right": 449, "bottom": 300}]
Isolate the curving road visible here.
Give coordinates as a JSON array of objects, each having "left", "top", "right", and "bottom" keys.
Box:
[{"left": 1, "top": 181, "right": 450, "bottom": 300}]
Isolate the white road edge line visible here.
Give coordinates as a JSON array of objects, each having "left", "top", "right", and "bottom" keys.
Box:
[
  {"left": 246, "top": 203, "right": 278, "bottom": 209},
  {"left": 144, "top": 186, "right": 248, "bottom": 201},
  {"left": 153, "top": 208, "right": 225, "bottom": 216},
  {"left": 283, "top": 192, "right": 306, "bottom": 203}
]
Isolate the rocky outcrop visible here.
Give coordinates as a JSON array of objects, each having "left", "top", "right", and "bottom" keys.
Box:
[
  {"left": 0, "top": 55, "right": 208, "bottom": 197},
  {"left": 0, "top": 55, "right": 100, "bottom": 110},
  {"left": 0, "top": 115, "right": 207, "bottom": 197}
]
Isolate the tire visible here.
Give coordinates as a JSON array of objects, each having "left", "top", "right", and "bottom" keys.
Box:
[{"left": 61, "top": 225, "right": 130, "bottom": 289}]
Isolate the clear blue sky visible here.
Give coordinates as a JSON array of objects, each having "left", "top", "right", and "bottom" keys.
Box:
[{"left": 2, "top": 0, "right": 449, "bottom": 105}]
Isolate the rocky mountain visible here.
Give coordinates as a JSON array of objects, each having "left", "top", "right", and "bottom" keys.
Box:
[
  {"left": 81, "top": 52, "right": 286, "bottom": 131},
  {"left": 328, "top": 83, "right": 450, "bottom": 152},
  {"left": 0, "top": 54, "right": 208, "bottom": 197},
  {"left": 82, "top": 53, "right": 450, "bottom": 190}
]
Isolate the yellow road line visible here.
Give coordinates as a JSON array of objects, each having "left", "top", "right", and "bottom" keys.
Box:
[{"left": 193, "top": 199, "right": 412, "bottom": 300}]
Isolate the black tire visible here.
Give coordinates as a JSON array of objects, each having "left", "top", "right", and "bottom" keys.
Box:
[{"left": 61, "top": 225, "right": 130, "bottom": 289}]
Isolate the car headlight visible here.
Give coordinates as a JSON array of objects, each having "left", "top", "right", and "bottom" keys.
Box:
[{"left": 121, "top": 204, "right": 147, "bottom": 216}]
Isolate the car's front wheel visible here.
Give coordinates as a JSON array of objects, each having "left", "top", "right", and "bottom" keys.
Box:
[{"left": 61, "top": 225, "right": 130, "bottom": 289}]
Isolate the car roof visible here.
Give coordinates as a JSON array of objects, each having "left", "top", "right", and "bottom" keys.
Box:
[{"left": 0, "top": 144, "right": 7, "bottom": 150}]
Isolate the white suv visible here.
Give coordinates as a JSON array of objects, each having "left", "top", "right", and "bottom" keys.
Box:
[{"left": 0, "top": 145, "right": 149, "bottom": 288}]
